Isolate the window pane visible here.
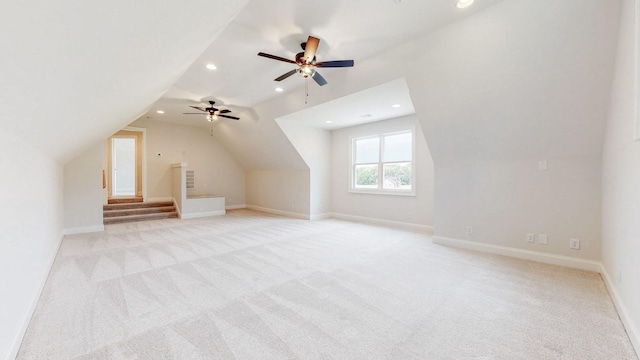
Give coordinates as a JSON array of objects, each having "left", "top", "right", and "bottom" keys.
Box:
[
  {"left": 383, "top": 132, "right": 412, "bottom": 162},
  {"left": 354, "top": 164, "right": 378, "bottom": 188},
  {"left": 355, "top": 137, "right": 380, "bottom": 164},
  {"left": 383, "top": 162, "right": 411, "bottom": 190}
]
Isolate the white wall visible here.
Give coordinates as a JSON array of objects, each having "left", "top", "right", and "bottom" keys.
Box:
[
  {"left": 0, "top": 128, "right": 63, "bottom": 360},
  {"left": 276, "top": 120, "right": 331, "bottom": 218},
  {"left": 601, "top": 0, "right": 640, "bottom": 350},
  {"left": 130, "top": 119, "right": 246, "bottom": 207},
  {"left": 435, "top": 156, "right": 602, "bottom": 260},
  {"left": 246, "top": 170, "right": 311, "bottom": 218},
  {"left": 331, "top": 115, "right": 433, "bottom": 228},
  {"left": 412, "top": 0, "right": 619, "bottom": 261},
  {"left": 63, "top": 141, "right": 105, "bottom": 234}
]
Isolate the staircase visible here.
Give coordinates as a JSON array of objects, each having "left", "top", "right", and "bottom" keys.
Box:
[{"left": 103, "top": 198, "right": 178, "bottom": 224}]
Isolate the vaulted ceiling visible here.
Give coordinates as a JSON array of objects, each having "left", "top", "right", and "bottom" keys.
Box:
[
  {"left": 0, "top": 0, "right": 250, "bottom": 162},
  {"left": 0, "top": 0, "right": 621, "bottom": 172},
  {"left": 141, "top": 0, "right": 504, "bottom": 130}
]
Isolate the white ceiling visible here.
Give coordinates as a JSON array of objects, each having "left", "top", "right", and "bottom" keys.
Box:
[
  {"left": 143, "top": 0, "right": 504, "bottom": 128},
  {"left": 276, "top": 78, "right": 415, "bottom": 130},
  {"left": 0, "top": 0, "right": 250, "bottom": 162}
]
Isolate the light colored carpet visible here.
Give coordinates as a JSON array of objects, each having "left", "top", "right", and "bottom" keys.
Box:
[{"left": 18, "top": 209, "right": 637, "bottom": 359}]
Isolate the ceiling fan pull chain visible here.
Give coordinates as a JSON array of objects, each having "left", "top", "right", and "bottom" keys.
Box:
[{"left": 305, "top": 78, "right": 309, "bottom": 104}]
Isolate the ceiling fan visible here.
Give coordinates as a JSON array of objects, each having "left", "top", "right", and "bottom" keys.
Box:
[
  {"left": 258, "top": 35, "right": 354, "bottom": 87},
  {"left": 183, "top": 100, "right": 240, "bottom": 121}
]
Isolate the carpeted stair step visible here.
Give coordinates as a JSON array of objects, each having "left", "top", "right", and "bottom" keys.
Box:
[
  {"left": 103, "top": 206, "right": 176, "bottom": 218},
  {"left": 103, "top": 211, "right": 178, "bottom": 225},
  {"left": 103, "top": 201, "right": 174, "bottom": 211}
]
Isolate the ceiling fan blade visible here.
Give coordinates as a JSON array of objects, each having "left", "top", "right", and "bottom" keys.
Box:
[
  {"left": 303, "top": 36, "right": 319, "bottom": 64},
  {"left": 189, "top": 106, "right": 206, "bottom": 112},
  {"left": 275, "top": 69, "right": 297, "bottom": 81},
  {"left": 183, "top": 113, "right": 207, "bottom": 115},
  {"left": 219, "top": 114, "right": 240, "bottom": 120},
  {"left": 219, "top": 109, "right": 231, "bottom": 114},
  {"left": 312, "top": 71, "right": 327, "bottom": 86},
  {"left": 258, "top": 52, "right": 296, "bottom": 64},
  {"left": 316, "top": 60, "right": 355, "bottom": 68}
]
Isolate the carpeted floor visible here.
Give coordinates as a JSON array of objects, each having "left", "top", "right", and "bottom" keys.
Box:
[{"left": 18, "top": 209, "right": 637, "bottom": 359}]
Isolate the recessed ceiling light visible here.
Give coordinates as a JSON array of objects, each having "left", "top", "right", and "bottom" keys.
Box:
[
  {"left": 275, "top": 87, "right": 284, "bottom": 92},
  {"left": 392, "top": 104, "right": 401, "bottom": 108},
  {"left": 325, "top": 120, "right": 333, "bottom": 124},
  {"left": 456, "top": 0, "right": 474, "bottom": 9},
  {"left": 206, "top": 63, "right": 217, "bottom": 70},
  {"left": 156, "top": 110, "right": 165, "bottom": 114}
]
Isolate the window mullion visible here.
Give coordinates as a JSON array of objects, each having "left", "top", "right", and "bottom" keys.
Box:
[{"left": 378, "top": 135, "right": 384, "bottom": 190}]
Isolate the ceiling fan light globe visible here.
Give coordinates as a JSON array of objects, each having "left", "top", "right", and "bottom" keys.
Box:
[
  {"left": 298, "top": 66, "right": 315, "bottom": 78},
  {"left": 456, "top": 0, "right": 474, "bottom": 8}
]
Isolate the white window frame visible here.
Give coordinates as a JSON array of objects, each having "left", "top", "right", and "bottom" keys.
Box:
[{"left": 349, "top": 128, "right": 416, "bottom": 196}]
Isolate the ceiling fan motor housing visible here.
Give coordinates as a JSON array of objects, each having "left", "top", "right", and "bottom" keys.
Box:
[
  {"left": 257, "top": 35, "right": 354, "bottom": 86},
  {"left": 295, "top": 52, "right": 315, "bottom": 65}
]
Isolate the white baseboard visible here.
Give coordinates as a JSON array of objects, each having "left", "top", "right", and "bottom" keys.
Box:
[
  {"left": 310, "top": 212, "right": 332, "bottom": 220},
  {"left": 600, "top": 265, "right": 640, "bottom": 356},
  {"left": 246, "top": 205, "right": 310, "bottom": 220},
  {"left": 432, "top": 236, "right": 602, "bottom": 273},
  {"left": 63, "top": 224, "right": 104, "bottom": 235},
  {"left": 330, "top": 212, "right": 434, "bottom": 233},
  {"left": 7, "top": 230, "right": 64, "bottom": 360},
  {"left": 180, "top": 210, "right": 226, "bottom": 219},
  {"left": 225, "top": 204, "right": 246, "bottom": 210}
]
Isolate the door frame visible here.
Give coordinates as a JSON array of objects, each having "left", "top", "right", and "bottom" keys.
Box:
[{"left": 106, "top": 127, "right": 146, "bottom": 200}]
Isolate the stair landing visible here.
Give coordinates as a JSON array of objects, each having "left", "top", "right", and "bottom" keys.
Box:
[{"left": 108, "top": 196, "right": 143, "bottom": 204}]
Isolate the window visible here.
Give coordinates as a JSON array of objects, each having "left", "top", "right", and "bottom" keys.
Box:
[{"left": 351, "top": 129, "right": 414, "bottom": 194}]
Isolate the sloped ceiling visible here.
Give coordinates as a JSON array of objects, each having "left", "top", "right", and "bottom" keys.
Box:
[
  {"left": 169, "top": 0, "right": 505, "bottom": 108},
  {"left": 2, "top": 0, "right": 619, "bottom": 171},
  {"left": 0, "top": 0, "right": 250, "bottom": 162},
  {"left": 165, "top": 0, "right": 619, "bottom": 172},
  {"left": 135, "top": 0, "right": 505, "bottom": 170}
]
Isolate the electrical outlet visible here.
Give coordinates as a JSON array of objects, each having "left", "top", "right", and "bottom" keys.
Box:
[
  {"left": 466, "top": 226, "right": 473, "bottom": 235},
  {"left": 526, "top": 234, "right": 535, "bottom": 243},
  {"left": 538, "top": 160, "right": 548, "bottom": 170},
  {"left": 569, "top": 238, "right": 580, "bottom": 250},
  {"left": 538, "top": 234, "right": 548, "bottom": 245}
]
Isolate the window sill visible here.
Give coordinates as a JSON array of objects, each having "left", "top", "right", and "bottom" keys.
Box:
[{"left": 349, "top": 189, "right": 416, "bottom": 197}]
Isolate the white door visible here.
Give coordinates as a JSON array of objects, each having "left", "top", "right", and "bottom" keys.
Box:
[{"left": 111, "top": 137, "right": 136, "bottom": 196}]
